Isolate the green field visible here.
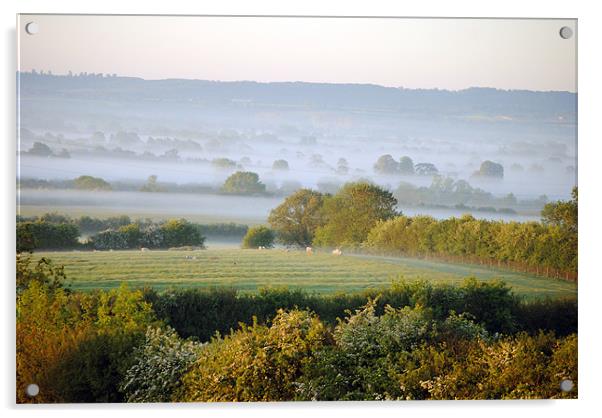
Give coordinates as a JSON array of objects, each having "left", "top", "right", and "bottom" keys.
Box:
[{"left": 32, "top": 249, "right": 577, "bottom": 299}]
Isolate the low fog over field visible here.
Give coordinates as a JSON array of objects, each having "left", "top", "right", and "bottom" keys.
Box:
[{"left": 17, "top": 72, "right": 576, "bottom": 223}]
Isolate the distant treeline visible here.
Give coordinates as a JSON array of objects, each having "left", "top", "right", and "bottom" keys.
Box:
[
  {"left": 394, "top": 175, "right": 547, "bottom": 211},
  {"left": 18, "top": 174, "right": 545, "bottom": 213},
  {"left": 16, "top": 213, "right": 248, "bottom": 251}
]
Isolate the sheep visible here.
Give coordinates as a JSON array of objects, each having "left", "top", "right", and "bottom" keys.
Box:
[
  {"left": 140, "top": 247, "right": 149, "bottom": 252},
  {"left": 332, "top": 248, "right": 342, "bottom": 256},
  {"left": 306, "top": 246, "right": 313, "bottom": 255}
]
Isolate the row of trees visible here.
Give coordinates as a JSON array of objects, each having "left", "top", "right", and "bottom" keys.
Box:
[
  {"left": 89, "top": 219, "right": 205, "bottom": 250},
  {"left": 16, "top": 217, "right": 206, "bottom": 251},
  {"left": 365, "top": 213, "right": 576, "bottom": 279},
  {"left": 373, "top": 155, "right": 505, "bottom": 180},
  {"left": 267, "top": 183, "right": 577, "bottom": 279},
  {"left": 374, "top": 155, "right": 439, "bottom": 176},
  {"left": 394, "top": 175, "right": 526, "bottom": 209},
  {"left": 17, "top": 256, "right": 577, "bottom": 403},
  {"left": 17, "top": 213, "right": 250, "bottom": 250}
]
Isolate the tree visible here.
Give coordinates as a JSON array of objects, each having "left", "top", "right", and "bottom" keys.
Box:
[
  {"left": 399, "top": 156, "right": 415, "bottom": 175},
  {"left": 272, "top": 159, "right": 290, "bottom": 170},
  {"left": 211, "top": 158, "right": 237, "bottom": 169},
  {"left": 242, "top": 226, "right": 275, "bottom": 249},
  {"left": 414, "top": 163, "right": 439, "bottom": 176},
  {"left": 336, "top": 158, "right": 349, "bottom": 175},
  {"left": 73, "top": 175, "right": 112, "bottom": 191},
  {"left": 474, "top": 160, "right": 504, "bottom": 178},
  {"left": 160, "top": 219, "right": 205, "bottom": 248},
  {"left": 373, "top": 154, "right": 399, "bottom": 174},
  {"left": 314, "top": 182, "right": 399, "bottom": 247},
  {"left": 222, "top": 171, "right": 266, "bottom": 194},
  {"left": 28, "top": 141, "right": 53, "bottom": 157},
  {"left": 268, "top": 189, "right": 326, "bottom": 247},
  {"left": 541, "top": 187, "right": 577, "bottom": 233},
  {"left": 139, "top": 175, "right": 165, "bottom": 192}
]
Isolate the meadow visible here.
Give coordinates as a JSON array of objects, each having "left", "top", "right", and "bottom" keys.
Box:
[{"left": 32, "top": 248, "right": 577, "bottom": 299}]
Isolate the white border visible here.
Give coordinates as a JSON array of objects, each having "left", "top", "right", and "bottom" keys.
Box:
[{"left": 2, "top": 1, "right": 600, "bottom": 417}]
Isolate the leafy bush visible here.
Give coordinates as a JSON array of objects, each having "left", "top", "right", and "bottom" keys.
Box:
[
  {"left": 17, "top": 221, "right": 80, "bottom": 251},
  {"left": 160, "top": 219, "right": 205, "bottom": 248},
  {"left": 242, "top": 225, "right": 275, "bottom": 249},
  {"left": 120, "top": 326, "right": 203, "bottom": 402},
  {"left": 16, "top": 275, "right": 156, "bottom": 403},
  {"left": 176, "top": 310, "right": 329, "bottom": 401},
  {"left": 423, "top": 331, "right": 577, "bottom": 399},
  {"left": 147, "top": 279, "right": 574, "bottom": 343},
  {"left": 16, "top": 254, "right": 67, "bottom": 294}
]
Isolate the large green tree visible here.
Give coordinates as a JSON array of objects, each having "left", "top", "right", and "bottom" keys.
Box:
[
  {"left": 268, "top": 189, "right": 326, "bottom": 247},
  {"left": 541, "top": 187, "right": 577, "bottom": 233},
  {"left": 221, "top": 171, "right": 266, "bottom": 194},
  {"left": 314, "top": 182, "right": 398, "bottom": 247}
]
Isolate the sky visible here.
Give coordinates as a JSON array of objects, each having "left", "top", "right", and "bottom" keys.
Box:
[{"left": 18, "top": 15, "right": 577, "bottom": 92}]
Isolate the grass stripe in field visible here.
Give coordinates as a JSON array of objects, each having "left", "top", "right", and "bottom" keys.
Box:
[{"left": 32, "top": 249, "right": 577, "bottom": 299}]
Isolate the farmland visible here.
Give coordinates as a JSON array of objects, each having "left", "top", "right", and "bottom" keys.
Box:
[{"left": 31, "top": 248, "right": 577, "bottom": 299}]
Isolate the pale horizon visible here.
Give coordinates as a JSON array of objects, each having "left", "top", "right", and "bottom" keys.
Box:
[{"left": 18, "top": 15, "right": 577, "bottom": 92}]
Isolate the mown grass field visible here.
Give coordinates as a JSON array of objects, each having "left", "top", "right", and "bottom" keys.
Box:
[{"left": 32, "top": 248, "right": 577, "bottom": 299}]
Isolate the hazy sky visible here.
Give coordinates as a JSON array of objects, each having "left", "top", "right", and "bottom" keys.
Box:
[{"left": 18, "top": 15, "right": 577, "bottom": 91}]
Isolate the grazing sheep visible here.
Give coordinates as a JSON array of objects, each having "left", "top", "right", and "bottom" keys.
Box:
[
  {"left": 332, "top": 248, "right": 342, "bottom": 256},
  {"left": 140, "top": 247, "right": 149, "bottom": 252},
  {"left": 306, "top": 246, "right": 313, "bottom": 255}
]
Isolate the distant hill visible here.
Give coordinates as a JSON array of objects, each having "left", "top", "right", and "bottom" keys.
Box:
[{"left": 18, "top": 72, "right": 576, "bottom": 121}]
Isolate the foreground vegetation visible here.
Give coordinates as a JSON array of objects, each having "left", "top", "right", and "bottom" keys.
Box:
[{"left": 17, "top": 255, "right": 577, "bottom": 403}]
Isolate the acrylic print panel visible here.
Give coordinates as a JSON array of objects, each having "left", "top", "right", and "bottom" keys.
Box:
[{"left": 16, "top": 15, "right": 577, "bottom": 403}]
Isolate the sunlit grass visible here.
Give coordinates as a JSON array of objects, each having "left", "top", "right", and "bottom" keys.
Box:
[{"left": 31, "top": 248, "right": 577, "bottom": 300}]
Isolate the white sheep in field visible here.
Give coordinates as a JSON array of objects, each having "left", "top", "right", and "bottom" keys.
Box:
[
  {"left": 332, "top": 248, "right": 342, "bottom": 256},
  {"left": 258, "top": 246, "right": 265, "bottom": 250},
  {"left": 140, "top": 247, "right": 149, "bottom": 252},
  {"left": 306, "top": 246, "right": 313, "bottom": 255}
]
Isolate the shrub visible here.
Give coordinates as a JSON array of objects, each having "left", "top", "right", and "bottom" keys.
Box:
[
  {"left": 160, "top": 219, "right": 205, "bottom": 248},
  {"left": 17, "top": 221, "right": 80, "bottom": 250},
  {"left": 242, "top": 226, "right": 275, "bottom": 249},
  {"left": 16, "top": 276, "right": 156, "bottom": 403},
  {"left": 176, "top": 309, "right": 329, "bottom": 401},
  {"left": 120, "top": 326, "right": 203, "bottom": 402},
  {"left": 90, "top": 229, "right": 129, "bottom": 250},
  {"left": 423, "top": 332, "right": 577, "bottom": 399},
  {"left": 73, "top": 175, "right": 112, "bottom": 191}
]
